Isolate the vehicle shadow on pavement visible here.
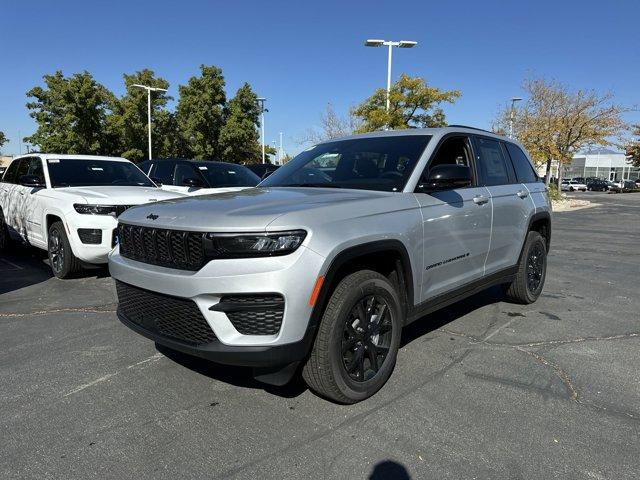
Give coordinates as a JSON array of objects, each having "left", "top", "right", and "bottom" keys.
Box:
[
  {"left": 155, "top": 285, "right": 507, "bottom": 400},
  {"left": 0, "top": 245, "right": 110, "bottom": 295},
  {"left": 400, "top": 285, "right": 506, "bottom": 347},
  {"left": 155, "top": 343, "right": 308, "bottom": 398}
]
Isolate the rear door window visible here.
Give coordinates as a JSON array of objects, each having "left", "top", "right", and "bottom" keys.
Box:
[
  {"left": 473, "top": 137, "right": 513, "bottom": 186},
  {"left": 505, "top": 143, "right": 538, "bottom": 183},
  {"left": 2, "top": 159, "right": 21, "bottom": 184}
]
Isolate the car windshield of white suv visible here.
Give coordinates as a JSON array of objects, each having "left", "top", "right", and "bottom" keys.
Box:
[
  {"left": 260, "top": 135, "right": 432, "bottom": 192},
  {"left": 47, "top": 159, "right": 155, "bottom": 188}
]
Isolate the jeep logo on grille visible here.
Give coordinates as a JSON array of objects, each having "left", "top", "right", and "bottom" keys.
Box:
[{"left": 146, "top": 213, "right": 159, "bottom": 220}]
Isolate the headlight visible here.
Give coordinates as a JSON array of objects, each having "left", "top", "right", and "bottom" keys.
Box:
[
  {"left": 206, "top": 230, "right": 306, "bottom": 257},
  {"left": 74, "top": 204, "right": 119, "bottom": 216}
]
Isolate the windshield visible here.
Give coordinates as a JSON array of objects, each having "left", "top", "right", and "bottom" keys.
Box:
[
  {"left": 47, "top": 159, "right": 155, "bottom": 188},
  {"left": 198, "top": 163, "right": 260, "bottom": 188},
  {"left": 260, "top": 135, "right": 431, "bottom": 192}
]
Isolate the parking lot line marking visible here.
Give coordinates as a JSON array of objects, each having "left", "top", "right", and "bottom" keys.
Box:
[
  {"left": 482, "top": 316, "right": 519, "bottom": 342},
  {"left": 0, "top": 259, "right": 24, "bottom": 270},
  {"left": 126, "top": 352, "right": 164, "bottom": 369},
  {"left": 63, "top": 353, "right": 164, "bottom": 398},
  {"left": 64, "top": 373, "right": 117, "bottom": 397}
]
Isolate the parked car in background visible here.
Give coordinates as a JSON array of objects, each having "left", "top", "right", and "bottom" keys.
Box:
[
  {"left": 138, "top": 159, "right": 260, "bottom": 196},
  {"left": 109, "top": 126, "right": 551, "bottom": 403},
  {"left": 586, "top": 179, "right": 609, "bottom": 191},
  {"left": 245, "top": 163, "right": 280, "bottom": 180},
  {"left": 0, "top": 154, "right": 185, "bottom": 278},
  {"left": 560, "top": 180, "right": 587, "bottom": 192},
  {"left": 608, "top": 180, "right": 636, "bottom": 193},
  {"left": 571, "top": 177, "right": 586, "bottom": 184}
]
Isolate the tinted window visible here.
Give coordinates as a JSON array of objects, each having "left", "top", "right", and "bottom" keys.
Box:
[
  {"left": 25, "top": 157, "right": 45, "bottom": 183},
  {"left": 47, "top": 159, "right": 155, "bottom": 187},
  {"left": 2, "top": 159, "right": 21, "bottom": 184},
  {"left": 505, "top": 143, "right": 538, "bottom": 183},
  {"left": 199, "top": 163, "right": 260, "bottom": 187},
  {"left": 261, "top": 135, "right": 431, "bottom": 192},
  {"left": 174, "top": 163, "right": 200, "bottom": 186},
  {"left": 138, "top": 161, "right": 152, "bottom": 175},
  {"left": 15, "top": 158, "right": 30, "bottom": 182},
  {"left": 474, "top": 137, "right": 511, "bottom": 186},
  {"left": 150, "top": 161, "right": 175, "bottom": 184},
  {"left": 425, "top": 136, "right": 475, "bottom": 186}
]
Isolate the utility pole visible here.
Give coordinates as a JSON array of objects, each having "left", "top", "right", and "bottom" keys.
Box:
[
  {"left": 257, "top": 98, "right": 267, "bottom": 164},
  {"left": 508, "top": 97, "right": 522, "bottom": 138},
  {"left": 131, "top": 84, "right": 168, "bottom": 160},
  {"left": 364, "top": 39, "right": 418, "bottom": 112}
]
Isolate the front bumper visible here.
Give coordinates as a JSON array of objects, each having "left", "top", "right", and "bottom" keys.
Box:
[
  {"left": 108, "top": 244, "right": 326, "bottom": 365},
  {"left": 65, "top": 213, "right": 118, "bottom": 264}
]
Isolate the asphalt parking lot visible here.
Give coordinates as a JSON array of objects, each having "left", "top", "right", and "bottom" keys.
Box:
[{"left": 1, "top": 191, "right": 639, "bottom": 479}]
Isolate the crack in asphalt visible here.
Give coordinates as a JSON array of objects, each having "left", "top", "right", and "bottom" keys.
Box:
[
  {"left": 217, "top": 349, "right": 473, "bottom": 479},
  {"left": 441, "top": 327, "right": 640, "bottom": 421}
]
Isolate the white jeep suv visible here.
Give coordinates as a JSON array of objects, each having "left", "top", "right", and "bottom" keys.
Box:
[{"left": 0, "top": 154, "right": 184, "bottom": 278}]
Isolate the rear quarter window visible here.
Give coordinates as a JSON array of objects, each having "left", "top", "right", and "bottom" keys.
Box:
[{"left": 505, "top": 143, "right": 538, "bottom": 183}]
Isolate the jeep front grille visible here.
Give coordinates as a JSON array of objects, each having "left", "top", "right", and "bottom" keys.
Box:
[
  {"left": 118, "top": 223, "right": 207, "bottom": 271},
  {"left": 116, "top": 281, "right": 216, "bottom": 345}
]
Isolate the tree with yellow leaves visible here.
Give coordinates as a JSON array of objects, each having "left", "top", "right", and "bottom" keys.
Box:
[{"left": 494, "top": 77, "right": 628, "bottom": 185}]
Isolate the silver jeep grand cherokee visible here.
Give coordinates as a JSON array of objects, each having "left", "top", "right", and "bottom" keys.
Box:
[{"left": 109, "top": 126, "right": 551, "bottom": 403}]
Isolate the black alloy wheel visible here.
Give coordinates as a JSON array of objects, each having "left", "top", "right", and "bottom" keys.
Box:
[
  {"left": 341, "top": 295, "right": 393, "bottom": 382},
  {"left": 526, "top": 241, "right": 545, "bottom": 294}
]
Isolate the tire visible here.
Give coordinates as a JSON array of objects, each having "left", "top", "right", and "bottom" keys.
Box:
[
  {"left": 0, "top": 209, "right": 11, "bottom": 251},
  {"left": 302, "top": 270, "right": 403, "bottom": 403},
  {"left": 505, "top": 231, "right": 547, "bottom": 304},
  {"left": 569, "top": 187, "right": 574, "bottom": 192},
  {"left": 47, "top": 221, "right": 82, "bottom": 279}
]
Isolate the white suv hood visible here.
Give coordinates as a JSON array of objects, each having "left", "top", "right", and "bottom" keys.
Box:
[{"left": 56, "top": 186, "right": 185, "bottom": 204}]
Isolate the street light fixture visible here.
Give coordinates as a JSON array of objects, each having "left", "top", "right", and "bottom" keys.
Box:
[
  {"left": 257, "top": 97, "right": 268, "bottom": 164},
  {"left": 509, "top": 97, "right": 522, "bottom": 139},
  {"left": 364, "top": 38, "right": 418, "bottom": 112},
  {"left": 132, "top": 84, "right": 168, "bottom": 160}
]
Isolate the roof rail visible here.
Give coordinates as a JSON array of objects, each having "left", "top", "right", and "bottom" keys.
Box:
[{"left": 446, "top": 124, "right": 494, "bottom": 134}]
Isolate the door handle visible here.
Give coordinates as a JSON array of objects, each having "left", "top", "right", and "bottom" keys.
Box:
[
  {"left": 473, "top": 195, "right": 489, "bottom": 205},
  {"left": 18, "top": 191, "right": 25, "bottom": 196},
  {"left": 516, "top": 190, "right": 529, "bottom": 199}
]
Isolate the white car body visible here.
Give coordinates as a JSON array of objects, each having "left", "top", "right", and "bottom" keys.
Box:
[
  {"left": 0, "top": 154, "right": 185, "bottom": 264},
  {"left": 560, "top": 180, "right": 587, "bottom": 192}
]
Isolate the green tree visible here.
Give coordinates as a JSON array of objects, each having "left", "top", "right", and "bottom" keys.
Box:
[
  {"left": 353, "top": 74, "right": 460, "bottom": 132},
  {"left": 175, "top": 65, "right": 226, "bottom": 159},
  {"left": 24, "top": 71, "right": 117, "bottom": 154},
  {"left": 626, "top": 125, "right": 640, "bottom": 167},
  {"left": 494, "top": 77, "right": 628, "bottom": 185},
  {"left": 218, "top": 82, "right": 261, "bottom": 163},
  {"left": 108, "top": 69, "right": 172, "bottom": 161},
  {"left": 0, "top": 131, "right": 7, "bottom": 151}
]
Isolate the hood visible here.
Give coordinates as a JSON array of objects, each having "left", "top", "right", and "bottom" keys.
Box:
[
  {"left": 118, "top": 186, "right": 395, "bottom": 231},
  {"left": 56, "top": 186, "right": 185, "bottom": 204}
]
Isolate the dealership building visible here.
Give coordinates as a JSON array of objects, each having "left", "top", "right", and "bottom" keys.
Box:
[{"left": 566, "top": 148, "right": 638, "bottom": 181}]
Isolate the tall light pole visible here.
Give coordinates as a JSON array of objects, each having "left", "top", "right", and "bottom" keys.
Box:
[
  {"left": 508, "top": 97, "right": 522, "bottom": 138},
  {"left": 132, "top": 84, "right": 168, "bottom": 160},
  {"left": 257, "top": 97, "right": 267, "bottom": 164},
  {"left": 364, "top": 39, "right": 417, "bottom": 111}
]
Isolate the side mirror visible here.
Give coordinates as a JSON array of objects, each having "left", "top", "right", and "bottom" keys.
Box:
[
  {"left": 182, "top": 177, "right": 205, "bottom": 188},
  {"left": 20, "top": 174, "right": 46, "bottom": 188},
  {"left": 150, "top": 177, "right": 163, "bottom": 187},
  {"left": 418, "top": 164, "right": 472, "bottom": 192}
]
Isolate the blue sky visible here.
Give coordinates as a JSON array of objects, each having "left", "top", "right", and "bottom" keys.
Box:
[{"left": 1, "top": 0, "right": 638, "bottom": 156}]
